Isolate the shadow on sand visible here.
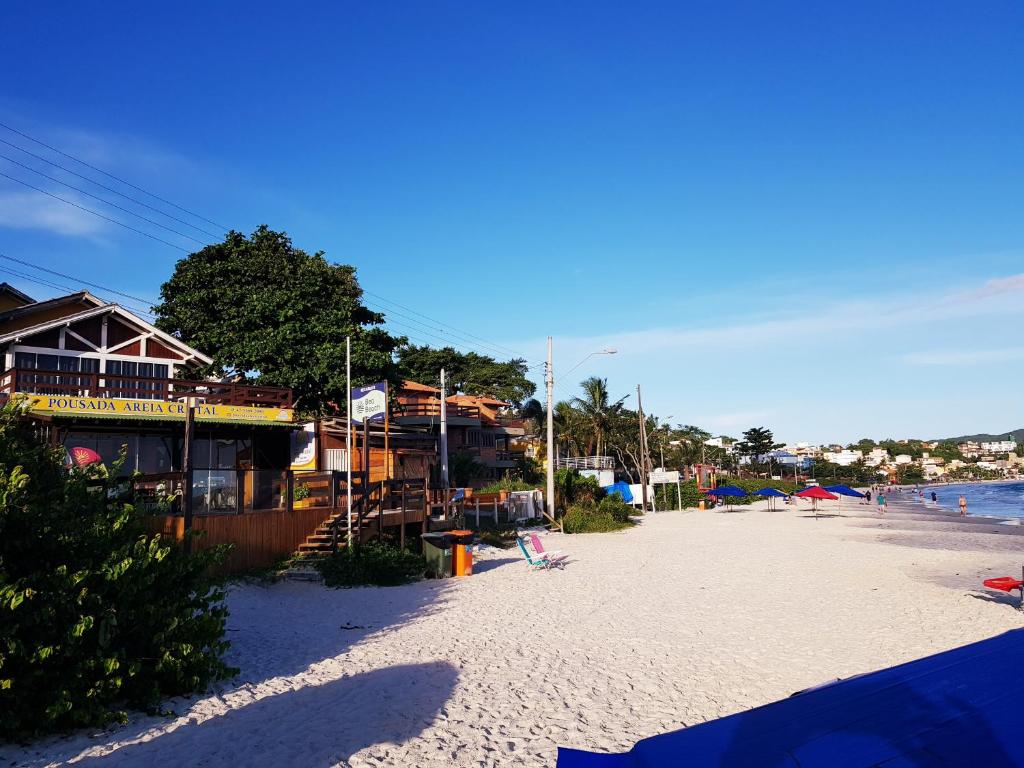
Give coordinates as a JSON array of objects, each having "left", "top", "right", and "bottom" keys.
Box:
[
  {"left": 1, "top": 578, "right": 459, "bottom": 767},
  {"left": 472, "top": 555, "right": 520, "bottom": 574},
  {"left": 72, "top": 662, "right": 459, "bottom": 767}
]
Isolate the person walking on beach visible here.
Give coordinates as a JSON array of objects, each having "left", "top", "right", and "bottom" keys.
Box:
[
  {"left": 877, "top": 492, "right": 886, "bottom": 514},
  {"left": 959, "top": 494, "right": 968, "bottom": 517},
  {"left": 931, "top": 491, "right": 937, "bottom": 503}
]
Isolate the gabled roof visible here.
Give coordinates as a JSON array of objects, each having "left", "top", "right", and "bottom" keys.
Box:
[
  {"left": 400, "top": 379, "right": 441, "bottom": 394},
  {"left": 0, "top": 301, "right": 213, "bottom": 365},
  {"left": 0, "top": 290, "right": 104, "bottom": 325},
  {"left": 0, "top": 282, "right": 34, "bottom": 307}
]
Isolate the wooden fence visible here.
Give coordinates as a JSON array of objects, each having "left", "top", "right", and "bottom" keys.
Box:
[{"left": 144, "top": 507, "right": 329, "bottom": 575}]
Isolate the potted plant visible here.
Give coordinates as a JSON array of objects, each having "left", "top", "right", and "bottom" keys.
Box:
[{"left": 293, "top": 483, "right": 313, "bottom": 509}]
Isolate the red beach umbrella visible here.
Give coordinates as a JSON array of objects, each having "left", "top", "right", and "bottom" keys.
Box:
[{"left": 794, "top": 485, "right": 838, "bottom": 518}]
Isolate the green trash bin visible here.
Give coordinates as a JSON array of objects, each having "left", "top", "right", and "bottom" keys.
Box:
[{"left": 421, "top": 532, "right": 454, "bottom": 578}]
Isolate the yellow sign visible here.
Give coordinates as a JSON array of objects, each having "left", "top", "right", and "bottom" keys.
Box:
[{"left": 22, "top": 395, "right": 294, "bottom": 424}]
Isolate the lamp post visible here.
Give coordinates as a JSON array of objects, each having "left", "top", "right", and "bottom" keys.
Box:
[{"left": 545, "top": 340, "right": 617, "bottom": 520}]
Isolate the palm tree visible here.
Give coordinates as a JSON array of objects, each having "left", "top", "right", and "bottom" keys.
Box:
[
  {"left": 518, "top": 398, "right": 546, "bottom": 437},
  {"left": 571, "top": 376, "right": 627, "bottom": 458}
]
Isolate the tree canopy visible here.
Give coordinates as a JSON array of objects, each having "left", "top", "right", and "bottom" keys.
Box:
[
  {"left": 155, "top": 226, "right": 402, "bottom": 415},
  {"left": 395, "top": 344, "right": 535, "bottom": 406}
]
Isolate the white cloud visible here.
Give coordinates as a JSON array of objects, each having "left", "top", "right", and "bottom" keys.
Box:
[
  {"left": 0, "top": 190, "right": 107, "bottom": 236},
  {"left": 902, "top": 347, "right": 1024, "bottom": 366}
]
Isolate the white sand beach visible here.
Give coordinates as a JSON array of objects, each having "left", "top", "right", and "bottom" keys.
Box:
[{"left": 5, "top": 503, "right": 1023, "bottom": 768}]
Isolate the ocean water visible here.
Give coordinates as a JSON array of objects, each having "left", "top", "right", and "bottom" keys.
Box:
[{"left": 920, "top": 481, "right": 1024, "bottom": 520}]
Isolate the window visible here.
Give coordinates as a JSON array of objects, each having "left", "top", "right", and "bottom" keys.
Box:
[
  {"left": 13, "top": 352, "right": 100, "bottom": 394},
  {"left": 106, "top": 359, "right": 168, "bottom": 399}
]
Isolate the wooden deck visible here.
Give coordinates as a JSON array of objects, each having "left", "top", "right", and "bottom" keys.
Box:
[{"left": 142, "top": 477, "right": 433, "bottom": 574}]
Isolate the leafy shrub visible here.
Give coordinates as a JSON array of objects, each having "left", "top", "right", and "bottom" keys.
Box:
[
  {"left": 316, "top": 542, "right": 426, "bottom": 587},
  {"left": 0, "top": 400, "right": 235, "bottom": 741},
  {"left": 477, "top": 476, "right": 538, "bottom": 494},
  {"left": 562, "top": 502, "right": 634, "bottom": 534},
  {"left": 713, "top": 476, "right": 800, "bottom": 505},
  {"left": 293, "top": 483, "right": 311, "bottom": 500},
  {"left": 554, "top": 468, "right": 605, "bottom": 513},
  {"left": 597, "top": 494, "right": 635, "bottom": 523}
]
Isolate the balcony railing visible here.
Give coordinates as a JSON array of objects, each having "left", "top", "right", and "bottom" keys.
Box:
[
  {"left": 0, "top": 368, "right": 293, "bottom": 408},
  {"left": 557, "top": 455, "right": 616, "bottom": 470},
  {"left": 392, "top": 401, "right": 480, "bottom": 420}
]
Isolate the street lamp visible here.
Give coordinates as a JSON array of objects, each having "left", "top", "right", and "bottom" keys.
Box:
[{"left": 545, "top": 340, "right": 617, "bottom": 519}]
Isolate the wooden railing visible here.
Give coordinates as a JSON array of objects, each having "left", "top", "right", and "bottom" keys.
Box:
[
  {"left": 392, "top": 401, "right": 480, "bottom": 419},
  {"left": 0, "top": 368, "right": 292, "bottom": 407}
]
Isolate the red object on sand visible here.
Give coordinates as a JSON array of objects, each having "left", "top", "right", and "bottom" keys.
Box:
[
  {"left": 794, "top": 486, "right": 838, "bottom": 501},
  {"left": 983, "top": 577, "right": 1024, "bottom": 593}
]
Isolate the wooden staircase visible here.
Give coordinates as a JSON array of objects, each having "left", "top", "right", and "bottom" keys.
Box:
[{"left": 293, "top": 478, "right": 428, "bottom": 558}]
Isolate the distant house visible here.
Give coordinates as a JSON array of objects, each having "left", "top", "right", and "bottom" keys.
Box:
[{"left": 391, "top": 380, "right": 525, "bottom": 483}]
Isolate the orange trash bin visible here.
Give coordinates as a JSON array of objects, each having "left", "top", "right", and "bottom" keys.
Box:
[{"left": 449, "top": 529, "right": 475, "bottom": 576}]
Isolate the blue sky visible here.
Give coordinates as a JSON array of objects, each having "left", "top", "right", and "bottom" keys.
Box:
[{"left": 0, "top": 1, "right": 1021, "bottom": 443}]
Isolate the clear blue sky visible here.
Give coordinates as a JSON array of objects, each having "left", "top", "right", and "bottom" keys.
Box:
[{"left": 1, "top": 1, "right": 1021, "bottom": 443}]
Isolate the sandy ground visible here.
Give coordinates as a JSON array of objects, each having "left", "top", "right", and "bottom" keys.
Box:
[{"left": 5, "top": 500, "right": 1023, "bottom": 767}]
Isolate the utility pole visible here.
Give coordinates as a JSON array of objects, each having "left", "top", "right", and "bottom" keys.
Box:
[
  {"left": 440, "top": 368, "right": 449, "bottom": 489},
  {"left": 181, "top": 396, "right": 195, "bottom": 553},
  {"left": 546, "top": 336, "right": 555, "bottom": 519},
  {"left": 637, "top": 384, "right": 651, "bottom": 513},
  {"left": 345, "top": 337, "right": 353, "bottom": 549}
]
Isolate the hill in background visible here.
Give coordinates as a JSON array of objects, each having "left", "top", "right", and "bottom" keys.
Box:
[{"left": 942, "top": 428, "right": 1024, "bottom": 443}]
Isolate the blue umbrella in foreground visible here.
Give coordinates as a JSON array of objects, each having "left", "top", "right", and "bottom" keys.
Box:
[
  {"left": 823, "top": 484, "right": 866, "bottom": 515},
  {"left": 753, "top": 486, "right": 787, "bottom": 511},
  {"left": 705, "top": 485, "right": 748, "bottom": 511}
]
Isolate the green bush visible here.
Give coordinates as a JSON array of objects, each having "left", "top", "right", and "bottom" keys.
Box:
[
  {"left": 316, "top": 542, "right": 426, "bottom": 587},
  {"left": 0, "top": 400, "right": 235, "bottom": 741},
  {"left": 477, "top": 476, "right": 538, "bottom": 494},
  {"left": 597, "top": 494, "right": 635, "bottom": 523},
  {"left": 562, "top": 502, "right": 634, "bottom": 534},
  {"left": 714, "top": 476, "right": 800, "bottom": 505},
  {"left": 554, "top": 468, "right": 605, "bottom": 514}
]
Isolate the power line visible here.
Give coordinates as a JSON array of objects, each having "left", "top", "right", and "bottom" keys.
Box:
[
  {"left": 0, "top": 152, "right": 209, "bottom": 245},
  {"left": 0, "top": 120, "right": 228, "bottom": 231},
  {"left": 0, "top": 172, "right": 190, "bottom": 252},
  {"left": 0, "top": 137, "right": 222, "bottom": 239},
  {"left": 363, "top": 288, "right": 535, "bottom": 362},
  {"left": 0, "top": 254, "right": 158, "bottom": 306},
  {"left": 0, "top": 265, "right": 157, "bottom": 319},
  {"left": 364, "top": 297, "right": 537, "bottom": 362}
]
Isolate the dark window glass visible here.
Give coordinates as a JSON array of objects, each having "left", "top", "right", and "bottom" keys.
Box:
[{"left": 36, "top": 354, "right": 59, "bottom": 371}]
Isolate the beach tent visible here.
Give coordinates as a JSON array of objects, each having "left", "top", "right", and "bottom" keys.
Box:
[
  {"left": 823, "top": 484, "right": 866, "bottom": 515},
  {"left": 794, "top": 486, "right": 838, "bottom": 518},
  {"left": 752, "top": 487, "right": 787, "bottom": 511},
  {"left": 705, "top": 485, "right": 748, "bottom": 511},
  {"left": 602, "top": 481, "right": 634, "bottom": 504},
  {"left": 557, "top": 628, "right": 1024, "bottom": 767}
]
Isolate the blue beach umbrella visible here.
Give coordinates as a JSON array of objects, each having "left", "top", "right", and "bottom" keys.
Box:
[
  {"left": 705, "top": 485, "right": 748, "bottom": 511},
  {"left": 753, "top": 486, "right": 787, "bottom": 511},
  {"left": 823, "top": 484, "right": 866, "bottom": 515}
]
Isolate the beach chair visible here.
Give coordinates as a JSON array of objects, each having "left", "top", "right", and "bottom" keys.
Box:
[
  {"left": 528, "top": 533, "right": 568, "bottom": 568},
  {"left": 516, "top": 537, "right": 557, "bottom": 570}
]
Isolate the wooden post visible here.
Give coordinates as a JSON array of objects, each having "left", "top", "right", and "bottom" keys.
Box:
[
  {"left": 235, "top": 469, "right": 244, "bottom": 515},
  {"left": 493, "top": 499, "right": 498, "bottom": 524},
  {"left": 182, "top": 398, "right": 195, "bottom": 554},
  {"left": 475, "top": 499, "right": 480, "bottom": 528},
  {"left": 286, "top": 471, "right": 294, "bottom": 513}
]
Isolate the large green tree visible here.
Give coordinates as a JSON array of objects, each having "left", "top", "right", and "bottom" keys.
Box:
[
  {"left": 395, "top": 344, "right": 535, "bottom": 406},
  {"left": 155, "top": 226, "right": 402, "bottom": 415}
]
